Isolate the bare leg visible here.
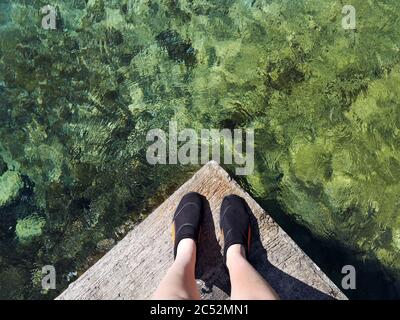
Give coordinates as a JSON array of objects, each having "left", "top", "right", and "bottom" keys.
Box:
[
  {"left": 152, "top": 239, "right": 200, "bottom": 300},
  {"left": 227, "top": 244, "right": 279, "bottom": 300}
]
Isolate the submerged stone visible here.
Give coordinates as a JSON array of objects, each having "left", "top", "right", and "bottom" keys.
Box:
[
  {"left": 156, "top": 30, "right": 197, "bottom": 67},
  {"left": 0, "top": 157, "right": 7, "bottom": 176},
  {"left": 96, "top": 238, "right": 116, "bottom": 253},
  {"left": 15, "top": 215, "right": 46, "bottom": 244},
  {"left": 0, "top": 171, "right": 23, "bottom": 208}
]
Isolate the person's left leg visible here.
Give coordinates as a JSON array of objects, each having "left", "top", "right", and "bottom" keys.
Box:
[{"left": 152, "top": 238, "right": 200, "bottom": 300}]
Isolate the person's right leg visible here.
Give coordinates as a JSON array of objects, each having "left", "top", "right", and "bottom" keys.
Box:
[
  {"left": 152, "top": 192, "right": 203, "bottom": 300},
  {"left": 227, "top": 244, "right": 279, "bottom": 300},
  {"left": 152, "top": 238, "right": 200, "bottom": 300}
]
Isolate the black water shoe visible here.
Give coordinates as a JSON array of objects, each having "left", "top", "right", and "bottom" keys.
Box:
[
  {"left": 172, "top": 192, "right": 204, "bottom": 259},
  {"left": 220, "top": 194, "right": 251, "bottom": 265}
]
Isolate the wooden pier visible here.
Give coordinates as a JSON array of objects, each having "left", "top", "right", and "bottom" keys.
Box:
[{"left": 57, "top": 161, "right": 346, "bottom": 300}]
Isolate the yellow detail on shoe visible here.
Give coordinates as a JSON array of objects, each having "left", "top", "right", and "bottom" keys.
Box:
[{"left": 171, "top": 223, "right": 175, "bottom": 244}]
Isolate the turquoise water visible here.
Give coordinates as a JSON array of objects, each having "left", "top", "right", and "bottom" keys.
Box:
[{"left": 1, "top": 0, "right": 400, "bottom": 299}]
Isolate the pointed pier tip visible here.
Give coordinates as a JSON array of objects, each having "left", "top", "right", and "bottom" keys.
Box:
[{"left": 57, "top": 161, "right": 347, "bottom": 300}]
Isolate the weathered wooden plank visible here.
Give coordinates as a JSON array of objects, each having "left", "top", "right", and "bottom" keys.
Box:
[{"left": 57, "top": 161, "right": 346, "bottom": 300}]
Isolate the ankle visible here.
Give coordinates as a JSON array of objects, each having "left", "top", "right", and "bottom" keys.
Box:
[
  {"left": 226, "top": 244, "right": 246, "bottom": 269},
  {"left": 175, "top": 238, "right": 196, "bottom": 264}
]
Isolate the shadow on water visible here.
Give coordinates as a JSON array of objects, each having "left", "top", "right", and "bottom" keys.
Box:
[
  {"left": 257, "top": 198, "right": 400, "bottom": 300},
  {"left": 195, "top": 194, "right": 337, "bottom": 300}
]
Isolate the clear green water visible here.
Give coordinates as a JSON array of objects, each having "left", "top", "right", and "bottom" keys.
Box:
[{"left": 1, "top": 0, "right": 400, "bottom": 299}]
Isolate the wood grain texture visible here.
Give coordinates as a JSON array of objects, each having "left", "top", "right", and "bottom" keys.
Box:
[{"left": 57, "top": 161, "right": 347, "bottom": 300}]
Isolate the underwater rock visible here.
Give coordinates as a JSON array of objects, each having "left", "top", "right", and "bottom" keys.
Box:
[
  {"left": 0, "top": 171, "right": 23, "bottom": 208},
  {"left": 0, "top": 157, "right": 7, "bottom": 176},
  {"left": 0, "top": 266, "right": 25, "bottom": 299},
  {"left": 105, "top": 28, "right": 124, "bottom": 46},
  {"left": 96, "top": 238, "right": 116, "bottom": 253},
  {"left": 156, "top": 30, "right": 197, "bottom": 67},
  {"left": 393, "top": 229, "right": 400, "bottom": 252},
  {"left": 15, "top": 215, "right": 46, "bottom": 244},
  {"left": 84, "top": 0, "right": 106, "bottom": 25},
  {"left": 114, "top": 220, "right": 137, "bottom": 238}
]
